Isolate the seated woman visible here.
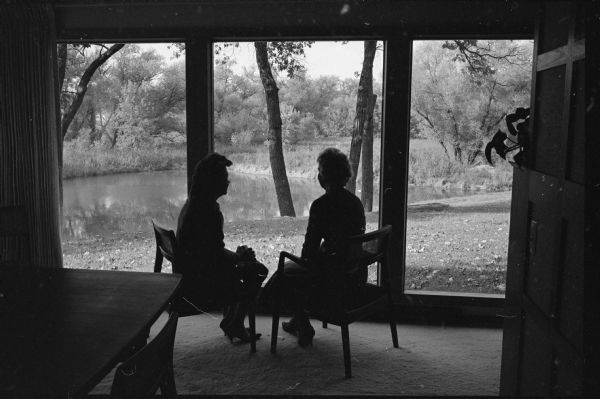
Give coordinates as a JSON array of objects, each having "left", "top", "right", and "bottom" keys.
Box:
[
  {"left": 263, "top": 147, "right": 366, "bottom": 347},
  {"left": 176, "top": 152, "right": 268, "bottom": 344}
]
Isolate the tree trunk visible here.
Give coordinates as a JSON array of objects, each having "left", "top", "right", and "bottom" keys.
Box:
[
  {"left": 254, "top": 42, "right": 296, "bottom": 217},
  {"left": 109, "top": 129, "right": 119, "bottom": 149},
  {"left": 347, "top": 40, "right": 376, "bottom": 194},
  {"left": 449, "top": 111, "right": 464, "bottom": 163},
  {"left": 361, "top": 94, "right": 377, "bottom": 211},
  {"left": 439, "top": 140, "right": 451, "bottom": 159},
  {"left": 453, "top": 144, "right": 463, "bottom": 163},
  {"left": 88, "top": 102, "right": 100, "bottom": 144},
  {"left": 467, "top": 148, "right": 482, "bottom": 165}
]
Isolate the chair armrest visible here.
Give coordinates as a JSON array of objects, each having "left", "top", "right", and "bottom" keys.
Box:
[{"left": 277, "top": 251, "right": 306, "bottom": 272}]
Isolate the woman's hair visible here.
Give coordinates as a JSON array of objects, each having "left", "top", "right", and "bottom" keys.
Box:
[
  {"left": 317, "top": 147, "right": 352, "bottom": 188},
  {"left": 190, "top": 152, "right": 232, "bottom": 197}
]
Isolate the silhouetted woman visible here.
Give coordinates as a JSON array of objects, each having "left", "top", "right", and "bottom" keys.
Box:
[
  {"left": 176, "top": 153, "right": 267, "bottom": 343},
  {"left": 263, "top": 147, "right": 366, "bottom": 347}
]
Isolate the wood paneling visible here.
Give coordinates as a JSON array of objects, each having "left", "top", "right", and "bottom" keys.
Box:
[
  {"left": 518, "top": 314, "right": 552, "bottom": 395},
  {"left": 0, "top": 4, "right": 62, "bottom": 268},
  {"left": 501, "top": 1, "right": 585, "bottom": 395},
  {"left": 53, "top": 0, "right": 536, "bottom": 41},
  {"left": 533, "top": 66, "right": 565, "bottom": 176},
  {"left": 567, "top": 59, "right": 585, "bottom": 184},
  {"left": 539, "top": 1, "right": 570, "bottom": 53}
]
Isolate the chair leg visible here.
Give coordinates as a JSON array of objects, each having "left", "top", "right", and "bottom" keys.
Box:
[
  {"left": 270, "top": 300, "right": 280, "bottom": 354},
  {"left": 387, "top": 296, "right": 399, "bottom": 348},
  {"left": 322, "top": 321, "right": 327, "bottom": 329},
  {"left": 154, "top": 248, "right": 163, "bottom": 273},
  {"left": 341, "top": 323, "right": 352, "bottom": 378},
  {"left": 248, "top": 301, "right": 257, "bottom": 354},
  {"left": 159, "top": 363, "right": 178, "bottom": 399}
]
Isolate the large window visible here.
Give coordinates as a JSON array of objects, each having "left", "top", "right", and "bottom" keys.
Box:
[
  {"left": 59, "top": 42, "right": 186, "bottom": 272},
  {"left": 57, "top": 37, "right": 533, "bottom": 300},
  {"left": 405, "top": 39, "right": 533, "bottom": 295}
]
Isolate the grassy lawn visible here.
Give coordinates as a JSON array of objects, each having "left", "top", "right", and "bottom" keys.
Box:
[{"left": 62, "top": 191, "right": 510, "bottom": 295}]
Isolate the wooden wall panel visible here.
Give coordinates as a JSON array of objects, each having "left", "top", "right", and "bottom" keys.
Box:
[
  {"left": 539, "top": 1, "right": 570, "bottom": 53},
  {"left": 552, "top": 342, "right": 583, "bottom": 395},
  {"left": 525, "top": 174, "right": 560, "bottom": 314},
  {"left": 557, "top": 181, "right": 584, "bottom": 353},
  {"left": 0, "top": 5, "right": 62, "bottom": 268},
  {"left": 567, "top": 59, "right": 585, "bottom": 184},
  {"left": 533, "top": 66, "right": 565, "bottom": 176},
  {"left": 518, "top": 315, "right": 552, "bottom": 395},
  {"left": 501, "top": 1, "right": 585, "bottom": 395}
]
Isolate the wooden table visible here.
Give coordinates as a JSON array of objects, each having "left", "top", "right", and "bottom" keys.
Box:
[{"left": 0, "top": 267, "right": 181, "bottom": 398}]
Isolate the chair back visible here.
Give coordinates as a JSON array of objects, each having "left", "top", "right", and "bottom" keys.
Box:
[
  {"left": 313, "top": 225, "right": 392, "bottom": 315},
  {"left": 0, "top": 206, "right": 30, "bottom": 267},
  {"left": 152, "top": 221, "right": 178, "bottom": 273},
  {"left": 110, "top": 312, "right": 179, "bottom": 398},
  {"left": 344, "top": 225, "right": 392, "bottom": 282}
]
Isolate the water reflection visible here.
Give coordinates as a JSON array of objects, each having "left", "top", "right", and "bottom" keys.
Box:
[{"left": 62, "top": 170, "right": 463, "bottom": 241}]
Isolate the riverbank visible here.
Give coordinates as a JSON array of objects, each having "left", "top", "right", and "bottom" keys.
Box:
[
  {"left": 62, "top": 139, "right": 514, "bottom": 191},
  {"left": 63, "top": 190, "right": 511, "bottom": 294}
]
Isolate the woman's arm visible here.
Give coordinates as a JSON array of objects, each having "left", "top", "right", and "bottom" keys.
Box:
[{"left": 301, "top": 201, "right": 322, "bottom": 260}]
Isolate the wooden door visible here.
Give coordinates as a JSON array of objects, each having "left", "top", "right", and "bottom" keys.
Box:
[{"left": 499, "top": 1, "right": 585, "bottom": 396}]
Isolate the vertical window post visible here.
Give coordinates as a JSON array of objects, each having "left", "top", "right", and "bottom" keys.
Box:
[
  {"left": 380, "top": 38, "right": 412, "bottom": 291},
  {"left": 185, "top": 37, "right": 214, "bottom": 191}
]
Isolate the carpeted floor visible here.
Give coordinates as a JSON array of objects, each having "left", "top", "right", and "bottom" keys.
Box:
[{"left": 92, "top": 313, "right": 502, "bottom": 396}]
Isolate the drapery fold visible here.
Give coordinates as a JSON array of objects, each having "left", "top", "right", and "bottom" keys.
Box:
[{"left": 1, "top": 4, "right": 62, "bottom": 268}]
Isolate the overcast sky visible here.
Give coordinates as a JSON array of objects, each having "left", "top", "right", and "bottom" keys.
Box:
[{"left": 140, "top": 41, "right": 384, "bottom": 80}]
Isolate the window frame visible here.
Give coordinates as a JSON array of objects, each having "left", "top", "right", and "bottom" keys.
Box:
[{"left": 54, "top": 1, "right": 536, "bottom": 321}]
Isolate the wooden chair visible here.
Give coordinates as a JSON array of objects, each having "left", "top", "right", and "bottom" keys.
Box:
[
  {"left": 152, "top": 220, "right": 259, "bottom": 353},
  {"left": 0, "top": 206, "right": 30, "bottom": 268},
  {"left": 110, "top": 311, "right": 179, "bottom": 399},
  {"left": 270, "top": 225, "right": 398, "bottom": 378}
]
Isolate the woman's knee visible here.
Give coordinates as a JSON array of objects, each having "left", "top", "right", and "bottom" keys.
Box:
[{"left": 283, "top": 260, "right": 309, "bottom": 276}]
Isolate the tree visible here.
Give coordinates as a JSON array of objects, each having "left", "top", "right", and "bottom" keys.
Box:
[
  {"left": 411, "top": 40, "right": 532, "bottom": 165},
  {"left": 214, "top": 61, "right": 266, "bottom": 146},
  {"left": 255, "top": 42, "right": 300, "bottom": 217},
  {"left": 56, "top": 43, "right": 124, "bottom": 204},
  {"left": 58, "top": 44, "right": 124, "bottom": 141},
  {"left": 346, "top": 40, "right": 377, "bottom": 208},
  {"left": 361, "top": 93, "right": 377, "bottom": 210}
]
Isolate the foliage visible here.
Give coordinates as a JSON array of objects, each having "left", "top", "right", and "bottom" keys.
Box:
[
  {"left": 60, "top": 40, "right": 530, "bottom": 175},
  {"left": 412, "top": 40, "right": 532, "bottom": 165},
  {"left": 60, "top": 44, "right": 186, "bottom": 150},
  {"left": 62, "top": 139, "right": 186, "bottom": 179},
  {"left": 212, "top": 58, "right": 383, "bottom": 146}
]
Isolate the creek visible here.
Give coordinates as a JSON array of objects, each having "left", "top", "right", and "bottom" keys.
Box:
[{"left": 62, "top": 170, "right": 466, "bottom": 240}]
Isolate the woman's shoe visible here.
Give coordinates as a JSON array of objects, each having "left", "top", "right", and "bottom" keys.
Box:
[
  {"left": 297, "top": 324, "right": 315, "bottom": 348},
  {"left": 282, "top": 318, "right": 300, "bottom": 336},
  {"left": 282, "top": 317, "right": 314, "bottom": 347},
  {"left": 223, "top": 325, "right": 262, "bottom": 344},
  {"left": 219, "top": 319, "right": 230, "bottom": 335}
]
